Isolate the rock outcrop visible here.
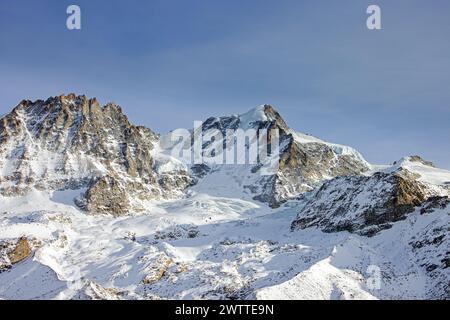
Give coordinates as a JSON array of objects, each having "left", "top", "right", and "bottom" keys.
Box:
[
  {"left": 8, "top": 237, "right": 32, "bottom": 264},
  {"left": 142, "top": 253, "right": 174, "bottom": 285},
  {"left": 0, "top": 237, "right": 32, "bottom": 270},
  {"left": 75, "top": 281, "right": 123, "bottom": 300},
  {"left": 291, "top": 169, "right": 447, "bottom": 236}
]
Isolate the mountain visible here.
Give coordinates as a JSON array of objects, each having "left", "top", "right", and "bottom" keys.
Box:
[
  {"left": 0, "top": 96, "right": 369, "bottom": 211},
  {"left": 0, "top": 94, "right": 193, "bottom": 215},
  {"left": 187, "top": 104, "right": 370, "bottom": 207},
  {"left": 0, "top": 95, "right": 448, "bottom": 300}
]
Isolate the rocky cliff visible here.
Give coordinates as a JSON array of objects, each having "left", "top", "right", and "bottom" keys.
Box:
[{"left": 0, "top": 94, "right": 193, "bottom": 214}]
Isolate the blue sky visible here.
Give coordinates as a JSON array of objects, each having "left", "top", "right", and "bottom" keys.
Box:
[{"left": 1, "top": 0, "right": 449, "bottom": 168}]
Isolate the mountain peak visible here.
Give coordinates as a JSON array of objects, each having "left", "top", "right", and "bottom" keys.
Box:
[
  {"left": 238, "top": 104, "right": 288, "bottom": 131},
  {"left": 9, "top": 94, "right": 126, "bottom": 118},
  {"left": 4, "top": 94, "right": 130, "bottom": 138},
  {"left": 238, "top": 105, "right": 269, "bottom": 127},
  {"left": 396, "top": 156, "right": 436, "bottom": 168}
]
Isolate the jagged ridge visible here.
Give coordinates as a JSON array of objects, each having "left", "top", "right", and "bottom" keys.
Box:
[{"left": 0, "top": 94, "right": 193, "bottom": 214}]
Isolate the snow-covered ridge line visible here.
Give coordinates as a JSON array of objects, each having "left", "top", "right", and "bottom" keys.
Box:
[
  {"left": 3, "top": 94, "right": 448, "bottom": 212},
  {"left": 1, "top": 94, "right": 449, "bottom": 300}
]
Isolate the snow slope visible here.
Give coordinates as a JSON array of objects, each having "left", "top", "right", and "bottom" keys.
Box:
[{"left": 1, "top": 184, "right": 448, "bottom": 300}]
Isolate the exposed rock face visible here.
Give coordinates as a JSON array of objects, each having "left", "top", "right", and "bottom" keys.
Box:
[
  {"left": 76, "top": 281, "right": 123, "bottom": 300},
  {"left": 142, "top": 253, "right": 173, "bottom": 285},
  {"left": 154, "top": 224, "right": 200, "bottom": 240},
  {"left": 8, "top": 237, "right": 32, "bottom": 264},
  {"left": 197, "top": 105, "right": 370, "bottom": 207},
  {"left": 0, "top": 237, "right": 32, "bottom": 270},
  {"left": 410, "top": 198, "right": 450, "bottom": 299},
  {"left": 291, "top": 170, "right": 444, "bottom": 236},
  {"left": 254, "top": 135, "right": 369, "bottom": 207},
  {"left": 0, "top": 94, "right": 193, "bottom": 214},
  {"left": 82, "top": 176, "right": 130, "bottom": 216}
]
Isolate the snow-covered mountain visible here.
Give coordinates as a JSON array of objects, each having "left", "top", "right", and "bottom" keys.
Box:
[
  {"left": 188, "top": 104, "right": 370, "bottom": 208},
  {"left": 0, "top": 95, "right": 448, "bottom": 300},
  {"left": 0, "top": 95, "right": 193, "bottom": 214},
  {"left": 292, "top": 156, "right": 450, "bottom": 236}
]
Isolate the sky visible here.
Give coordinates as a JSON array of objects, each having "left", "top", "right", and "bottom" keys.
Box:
[{"left": 0, "top": 0, "right": 449, "bottom": 168}]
